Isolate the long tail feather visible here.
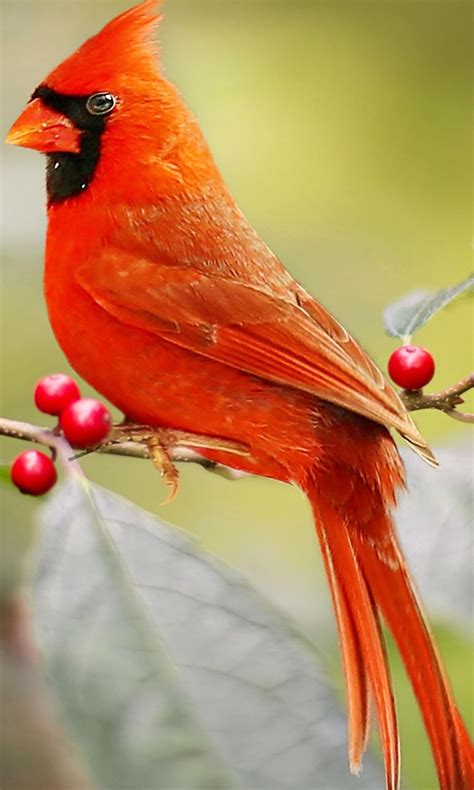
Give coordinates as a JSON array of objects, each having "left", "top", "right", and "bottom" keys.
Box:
[
  {"left": 304, "top": 466, "right": 474, "bottom": 790},
  {"left": 316, "top": 513, "right": 371, "bottom": 773},
  {"left": 310, "top": 489, "right": 400, "bottom": 789},
  {"left": 352, "top": 519, "right": 474, "bottom": 789}
]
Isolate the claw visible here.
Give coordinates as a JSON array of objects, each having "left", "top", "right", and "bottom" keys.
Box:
[
  {"left": 108, "top": 421, "right": 250, "bottom": 502},
  {"left": 147, "top": 435, "right": 180, "bottom": 504}
]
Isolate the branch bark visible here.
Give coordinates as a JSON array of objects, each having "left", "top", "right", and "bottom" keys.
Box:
[
  {"left": 0, "top": 417, "right": 245, "bottom": 479},
  {"left": 0, "top": 417, "right": 215, "bottom": 464},
  {"left": 400, "top": 373, "right": 474, "bottom": 423}
]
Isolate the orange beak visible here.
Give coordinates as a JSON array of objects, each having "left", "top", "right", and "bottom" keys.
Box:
[{"left": 5, "top": 98, "right": 81, "bottom": 154}]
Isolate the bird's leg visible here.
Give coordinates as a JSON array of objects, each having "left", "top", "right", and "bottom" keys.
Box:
[
  {"left": 107, "top": 423, "right": 179, "bottom": 501},
  {"left": 147, "top": 432, "right": 180, "bottom": 504},
  {"left": 108, "top": 422, "right": 249, "bottom": 503}
]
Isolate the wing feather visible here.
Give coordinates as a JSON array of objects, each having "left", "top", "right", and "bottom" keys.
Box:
[{"left": 76, "top": 249, "right": 435, "bottom": 463}]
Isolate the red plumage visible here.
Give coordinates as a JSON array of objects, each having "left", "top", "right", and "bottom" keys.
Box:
[{"left": 6, "top": 2, "right": 473, "bottom": 787}]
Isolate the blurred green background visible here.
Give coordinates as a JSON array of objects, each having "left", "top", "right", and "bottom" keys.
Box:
[{"left": 1, "top": 2, "right": 472, "bottom": 788}]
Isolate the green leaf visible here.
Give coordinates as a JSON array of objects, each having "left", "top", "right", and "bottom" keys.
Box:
[
  {"left": 383, "top": 274, "right": 474, "bottom": 340},
  {"left": 34, "top": 480, "right": 384, "bottom": 790}
]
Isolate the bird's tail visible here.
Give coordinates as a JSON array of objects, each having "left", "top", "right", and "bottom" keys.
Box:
[{"left": 303, "top": 464, "right": 474, "bottom": 790}]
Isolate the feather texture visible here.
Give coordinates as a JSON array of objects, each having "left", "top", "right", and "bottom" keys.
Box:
[{"left": 75, "top": 240, "right": 435, "bottom": 464}]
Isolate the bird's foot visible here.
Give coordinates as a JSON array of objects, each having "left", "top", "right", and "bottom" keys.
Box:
[
  {"left": 147, "top": 433, "right": 180, "bottom": 504},
  {"left": 108, "top": 424, "right": 181, "bottom": 503},
  {"left": 108, "top": 423, "right": 249, "bottom": 503}
]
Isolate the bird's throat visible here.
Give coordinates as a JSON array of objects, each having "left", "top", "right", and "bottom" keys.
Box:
[{"left": 46, "top": 130, "right": 102, "bottom": 203}]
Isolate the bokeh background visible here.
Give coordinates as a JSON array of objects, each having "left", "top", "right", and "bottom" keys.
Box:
[{"left": 1, "top": 2, "right": 472, "bottom": 788}]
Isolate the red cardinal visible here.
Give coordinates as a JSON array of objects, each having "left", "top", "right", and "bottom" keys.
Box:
[{"left": 6, "top": 2, "right": 473, "bottom": 787}]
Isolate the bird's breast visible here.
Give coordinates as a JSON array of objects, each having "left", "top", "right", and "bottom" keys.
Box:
[{"left": 44, "top": 236, "right": 322, "bottom": 482}]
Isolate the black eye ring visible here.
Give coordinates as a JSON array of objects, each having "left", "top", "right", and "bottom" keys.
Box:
[{"left": 86, "top": 92, "right": 117, "bottom": 116}]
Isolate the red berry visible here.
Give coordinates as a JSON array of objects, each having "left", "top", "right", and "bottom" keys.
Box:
[
  {"left": 388, "top": 345, "right": 435, "bottom": 390},
  {"left": 11, "top": 450, "right": 57, "bottom": 496},
  {"left": 60, "top": 398, "right": 111, "bottom": 448},
  {"left": 34, "top": 373, "right": 81, "bottom": 416}
]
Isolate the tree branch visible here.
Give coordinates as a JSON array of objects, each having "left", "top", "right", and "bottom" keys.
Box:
[
  {"left": 0, "top": 417, "right": 245, "bottom": 478},
  {"left": 400, "top": 373, "right": 474, "bottom": 423},
  {"left": 0, "top": 417, "right": 211, "bottom": 463}
]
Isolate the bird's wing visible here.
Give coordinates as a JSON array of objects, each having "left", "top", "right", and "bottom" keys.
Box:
[{"left": 76, "top": 249, "right": 435, "bottom": 463}]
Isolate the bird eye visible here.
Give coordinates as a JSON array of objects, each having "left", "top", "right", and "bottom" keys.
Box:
[{"left": 86, "top": 92, "right": 117, "bottom": 116}]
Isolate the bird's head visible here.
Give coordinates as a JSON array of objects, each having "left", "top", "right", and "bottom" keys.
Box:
[{"left": 6, "top": 0, "right": 217, "bottom": 205}]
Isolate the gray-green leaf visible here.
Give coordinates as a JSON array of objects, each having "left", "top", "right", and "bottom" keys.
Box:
[
  {"left": 383, "top": 274, "right": 474, "bottom": 339},
  {"left": 398, "top": 444, "right": 473, "bottom": 630},
  {"left": 34, "top": 480, "right": 384, "bottom": 790}
]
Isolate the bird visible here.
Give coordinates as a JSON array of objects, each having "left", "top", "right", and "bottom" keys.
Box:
[{"left": 6, "top": 2, "right": 473, "bottom": 787}]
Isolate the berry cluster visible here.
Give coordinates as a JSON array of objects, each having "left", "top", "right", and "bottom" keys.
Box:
[
  {"left": 10, "top": 374, "right": 111, "bottom": 497},
  {"left": 387, "top": 345, "right": 435, "bottom": 390}
]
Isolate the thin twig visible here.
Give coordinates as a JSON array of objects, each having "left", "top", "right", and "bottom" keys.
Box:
[
  {"left": 443, "top": 408, "right": 474, "bottom": 424},
  {"left": 400, "top": 372, "right": 474, "bottom": 422},
  {"left": 0, "top": 417, "right": 242, "bottom": 475}
]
